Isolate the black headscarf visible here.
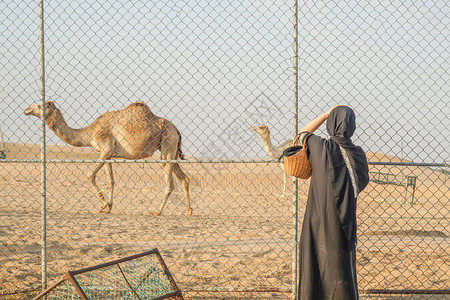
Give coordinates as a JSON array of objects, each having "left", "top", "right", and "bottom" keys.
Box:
[{"left": 327, "top": 106, "right": 369, "bottom": 193}]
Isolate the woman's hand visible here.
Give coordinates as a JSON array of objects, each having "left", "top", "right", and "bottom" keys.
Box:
[{"left": 326, "top": 105, "right": 341, "bottom": 116}]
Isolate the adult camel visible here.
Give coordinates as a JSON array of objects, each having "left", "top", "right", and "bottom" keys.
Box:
[{"left": 24, "top": 101, "right": 192, "bottom": 216}]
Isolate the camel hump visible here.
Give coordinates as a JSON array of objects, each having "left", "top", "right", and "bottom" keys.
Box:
[
  {"left": 124, "top": 101, "right": 156, "bottom": 118},
  {"left": 127, "top": 101, "right": 150, "bottom": 111}
]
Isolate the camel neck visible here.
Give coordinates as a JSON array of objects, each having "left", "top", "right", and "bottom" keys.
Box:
[
  {"left": 260, "top": 132, "right": 274, "bottom": 153},
  {"left": 46, "top": 109, "right": 90, "bottom": 147}
]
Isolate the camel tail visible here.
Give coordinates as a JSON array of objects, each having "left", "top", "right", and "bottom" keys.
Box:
[{"left": 176, "top": 129, "right": 186, "bottom": 160}]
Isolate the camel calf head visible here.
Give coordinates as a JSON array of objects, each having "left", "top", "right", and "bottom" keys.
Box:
[{"left": 251, "top": 124, "right": 269, "bottom": 136}]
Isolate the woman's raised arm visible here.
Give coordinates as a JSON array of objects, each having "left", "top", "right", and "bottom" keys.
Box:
[{"left": 298, "top": 105, "right": 340, "bottom": 134}]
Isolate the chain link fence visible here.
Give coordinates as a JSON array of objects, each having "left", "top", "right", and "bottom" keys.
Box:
[{"left": 1, "top": 0, "right": 448, "bottom": 299}]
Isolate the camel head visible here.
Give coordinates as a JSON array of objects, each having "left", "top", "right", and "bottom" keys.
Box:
[
  {"left": 24, "top": 101, "right": 58, "bottom": 119},
  {"left": 251, "top": 124, "right": 269, "bottom": 136}
]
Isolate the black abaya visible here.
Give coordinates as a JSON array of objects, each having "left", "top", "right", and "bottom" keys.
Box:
[{"left": 298, "top": 106, "right": 369, "bottom": 300}]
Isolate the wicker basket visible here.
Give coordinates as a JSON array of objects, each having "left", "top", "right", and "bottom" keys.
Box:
[{"left": 281, "top": 133, "right": 312, "bottom": 179}]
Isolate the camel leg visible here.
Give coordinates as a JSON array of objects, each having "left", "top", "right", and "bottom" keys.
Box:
[
  {"left": 89, "top": 161, "right": 110, "bottom": 212},
  {"left": 90, "top": 146, "right": 115, "bottom": 213},
  {"left": 280, "top": 163, "right": 288, "bottom": 197},
  {"left": 173, "top": 163, "right": 192, "bottom": 216},
  {"left": 104, "top": 162, "right": 114, "bottom": 213},
  {"left": 153, "top": 163, "right": 175, "bottom": 216},
  {"left": 282, "top": 170, "right": 290, "bottom": 197}
]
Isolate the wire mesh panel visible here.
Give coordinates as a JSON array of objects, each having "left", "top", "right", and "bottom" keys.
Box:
[
  {"left": 0, "top": 1, "right": 41, "bottom": 296},
  {"left": 297, "top": 0, "right": 449, "bottom": 298},
  {"left": 1, "top": 0, "right": 295, "bottom": 299},
  {"left": 357, "top": 164, "right": 448, "bottom": 296},
  {"left": 33, "top": 249, "right": 182, "bottom": 300},
  {"left": 0, "top": 0, "right": 449, "bottom": 299}
]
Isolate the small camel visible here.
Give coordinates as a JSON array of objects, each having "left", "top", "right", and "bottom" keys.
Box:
[
  {"left": 252, "top": 124, "right": 292, "bottom": 197},
  {"left": 25, "top": 101, "right": 192, "bottom": 216}
]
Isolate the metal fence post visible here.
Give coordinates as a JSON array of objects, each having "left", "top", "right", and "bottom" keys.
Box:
[
  {"left": 292, "top": 0, "right": 299, "bottom": 298},
  {"left": 38, "top": 0, "right": 47, "bottom": 292}
]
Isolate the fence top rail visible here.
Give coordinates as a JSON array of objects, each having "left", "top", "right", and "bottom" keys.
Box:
[
  {"left": 0, "top": 158, "right": 278, "bottom": 164},
  {"left": 0, "top": 158, "right": 448, "bottom": 168}
]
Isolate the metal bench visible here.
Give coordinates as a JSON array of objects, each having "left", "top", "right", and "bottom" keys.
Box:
[{"left": 369, "top": 171, "right": 417, "bottom": 204}]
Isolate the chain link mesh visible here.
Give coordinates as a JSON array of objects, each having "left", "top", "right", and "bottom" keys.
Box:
[{"left": 1, "top": 0, "right": 448, "bottom": 299}]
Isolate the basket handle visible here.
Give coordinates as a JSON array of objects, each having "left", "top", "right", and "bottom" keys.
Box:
[{"left": 292, "top": 132, "right": 307, "bottom": 147}]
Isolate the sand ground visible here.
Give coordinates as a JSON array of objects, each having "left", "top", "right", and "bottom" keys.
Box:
[{"left": 0, "top": 143, "right": 448, "bottom": 299}]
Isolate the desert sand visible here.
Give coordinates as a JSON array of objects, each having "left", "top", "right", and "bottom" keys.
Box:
[{"left": 0, "top": 143, "right": 448, "bottom": 299}]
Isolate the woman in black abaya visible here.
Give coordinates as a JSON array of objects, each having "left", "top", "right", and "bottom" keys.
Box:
[{"left": 297, "top": 106, "right": 369, "bottom": 300}]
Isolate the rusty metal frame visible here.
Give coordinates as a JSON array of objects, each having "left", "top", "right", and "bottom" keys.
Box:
[{"left": 32, "top": 248, "right": 183, "bottom": 300}]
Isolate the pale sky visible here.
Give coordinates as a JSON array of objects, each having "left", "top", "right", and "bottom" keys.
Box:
[{"left": 1, "top": 0, "right": 448, "bottom": 163}]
